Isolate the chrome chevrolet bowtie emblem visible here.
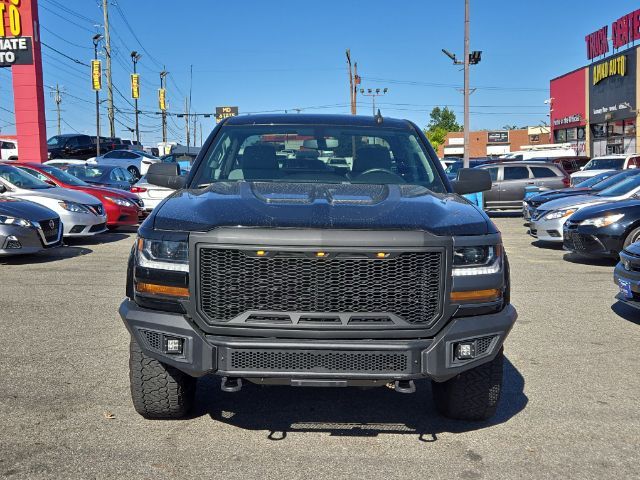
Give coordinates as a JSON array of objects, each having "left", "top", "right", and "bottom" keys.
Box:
[{"left": 49, "top": 220, "right": 55, "bottom": 230}]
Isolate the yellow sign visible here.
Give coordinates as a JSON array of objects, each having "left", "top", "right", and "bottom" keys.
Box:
[
  {"left": 0, "top": 0, "right": 23, "bottom": 37},
  {"left": 131, "top": 73, "right": 140, "bottom": 99},
  {"left": 593, "top": 54, "right": 626, "bottom": 85},
  {"left": 158, "top": 88, "right": 166, "bottom": 111},
  {"left": 91, "top": 60, "right": 102, "bottom": 91}
]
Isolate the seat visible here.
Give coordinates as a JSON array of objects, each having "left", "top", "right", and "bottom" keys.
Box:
[
  {"left": 242, "top": 144, "right": 280, "bottom": 180},
  {"left": 352, "top": 146, "right": 393, "bottom": 175}
]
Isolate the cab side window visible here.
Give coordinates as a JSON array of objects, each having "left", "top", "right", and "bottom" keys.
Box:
[{"left": 485, "top": 167, "right": 499, "bottom": 182}]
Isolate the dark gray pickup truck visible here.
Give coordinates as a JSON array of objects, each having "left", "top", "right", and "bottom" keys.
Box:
[{"left": 121, "top": 114, "right": 517, "bottom": 421}]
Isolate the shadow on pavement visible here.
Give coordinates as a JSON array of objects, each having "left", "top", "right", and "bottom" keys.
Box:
[
  {"left": 562, "top": 253, "right": 617, "bottom": 267},
  {"left": 65, "top": 231, "right": 132, "bottom": 246},
  {"left": 531, "top": 240, "right": 564, "bottom": 250},
  {"left": 0, "top": 245, "right": 92, "bottom": 265},
  {"left": 611, "top": 301, "right": 640, "bottom": 325},
  {"left": 190, "top": 357, "right": 527, "bottom": 439},
  {"left": 487, "top": 211, "right": 522, "bottom": 219}
]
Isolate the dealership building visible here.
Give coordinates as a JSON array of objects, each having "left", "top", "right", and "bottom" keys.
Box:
[
  {"left": 438, "top": 127, "right": 550, "bottom": 158},
  {"left": 551, "top": 8, "right": 640, "bottom": 157}
]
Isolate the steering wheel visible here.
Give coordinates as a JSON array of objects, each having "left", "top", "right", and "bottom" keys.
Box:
[{"left": 355, "top": 168, "right": 405, "bottom": 182}]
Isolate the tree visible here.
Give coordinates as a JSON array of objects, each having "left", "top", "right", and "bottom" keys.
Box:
[{"left": 424, "top": 107, "right": 461, "bottom": 151}]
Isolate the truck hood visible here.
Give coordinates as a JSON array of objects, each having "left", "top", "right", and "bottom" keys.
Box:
[
  {"left": 8, "top": 186, "right": 101, "bottom": 204},
  {"left": 0, "top": 196, "right": 58, "bottom": 222},
  {"left": 151, "top": 182, "right": 493, "bottom": 236}
]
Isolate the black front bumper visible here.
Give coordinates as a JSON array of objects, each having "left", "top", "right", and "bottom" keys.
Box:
[
  {"left": 119, "top": 299, "right": 517, "bottom": 383},
  {"left": 563, "top": 221, "right": 625, "bottom": 257},
  {"left": 613, "top": 251, "right": 640, "bottom": 309}
]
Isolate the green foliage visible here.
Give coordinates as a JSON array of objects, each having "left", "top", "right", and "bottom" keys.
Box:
[
  {"left": 424, "top": 126, "right": 448, "bottom": 152},
  {"left": 424, "top": 107, "right": 461, "bottom": 151}
]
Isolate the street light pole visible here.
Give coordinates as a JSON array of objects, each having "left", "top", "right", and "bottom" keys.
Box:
[
  {"left": 131, "top": 51, "right": 141, "bottom": 144},
  {"left": 359, "top": 88, "right": 388, "bottom": 116},
  {"left": 93, "top": 34, "right": 103, "bottom": 157}
]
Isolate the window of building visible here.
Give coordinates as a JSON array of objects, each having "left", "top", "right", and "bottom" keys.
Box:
[
  {"left": 554, "top": 129, "right": 567, "bottom": 143},
  {"left": 529, "top": 134, "right": 540, "bottom": 143}
]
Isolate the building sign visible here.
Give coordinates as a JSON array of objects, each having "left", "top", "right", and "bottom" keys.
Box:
[
  {"left": 487, "top": 131, "right": 509, "bottom": 144},
  {"left": 586, "top": 9, "right": 640, "bottom": 60},
  {"left": 553, "top": 114, "right": 582, "bottom": 127},
  {"left": 589, "top": 47, "right": 637, "bottom": 124},
  {"left": 0, "top": 0, "right": 33, "bottom": 67},
  {"left": 593, "top": 54, "right": 626, "bottom": 85},
  {"left": 158, "top": 88, "right": 166, "bottom": 111},
  {"left": 91, "top": 60, "right": 101, "bottom": 91},
  {"left": 130, "top": 73, "right": 140, "bottom": 99},
  {"left": 215, "top": 106, "right": 238, "bottom": 122}
]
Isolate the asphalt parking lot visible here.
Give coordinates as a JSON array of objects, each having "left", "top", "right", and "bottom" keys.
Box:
[{"left": 1, "top": 217, "right": 638, "bottom": 480}]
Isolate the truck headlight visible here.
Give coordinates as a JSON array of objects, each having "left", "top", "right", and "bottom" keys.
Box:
[
  {"left": 543, "top": 208, "right": 576, "bottom": 221},
  {"left": 136, "top": 237, "right": 188, "bottom": 272},
  {"left": 452, "top": 245, "right": 501, "bottom": 276},
  {"left": 580, "top": 213, "right": 624, "bottom": 228},
  {"left": 58, "top": 201, "right": 90, "bottom": 214},
  {"left": 0, "top": 215, "right": 32, "bottom": 228}
]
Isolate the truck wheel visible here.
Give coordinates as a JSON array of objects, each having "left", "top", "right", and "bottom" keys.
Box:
[
  {"left": 431, "top": 348, "right": 504, "bottom": 421},
  {"left": 129, "top": 339, "right": 196, "bottom": 419}
]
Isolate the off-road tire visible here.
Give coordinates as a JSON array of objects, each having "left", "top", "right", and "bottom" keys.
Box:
[
  {"left": 129, "top": 339, "right": 196, "bottom": 419},
  {"left": 431, "top": 348, "right": 504, "bottom": 421}
]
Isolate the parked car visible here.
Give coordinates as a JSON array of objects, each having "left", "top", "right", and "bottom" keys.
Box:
[
  {"left": 614, "top": 240, "right": 640, "bottom": 310},
  {"left": 0, "top": 164, "right": 107, "bottom": 237},
  {"left": 0, "top": 138, "right": 18, "bottom": 160},
  {"left": 528, "top": 156, "right": 590, "bottom": 175},
  {"left": 121, "top": 139, "right": 143, "bottom": 151},
  {"left": 0, "top": 196, "right": 62, "bottom": 256},
  {"left": 44, "top": 159, "right": 92, "bottom": 169},
  {"left": 564, "top": 199, "right": 640, "bottom": 257},
  {"left": 64, "top": 164, "right": 137, "bottom": 191},
  {"left": 569, "top": 154, "right": 640, "bottom": 185},
  {"left": 444, "top": 158, "right": 496, "bottom": 180},
  {"left": 131, "top": 175, "right": 173, "bottom": 214},
  {"left": 14, "top": 163, "right": 143, "bottom": 229},
  {"left": 47, "top": 134, "right": 123, "bottom": 160},
  {"left": 523, "top": 170, "right": 630, "bottom": 220},
  {"left": 160, "top": 153, "right": 197, "bottom": 174},
  {"left": 530, "top": 173, "right": 640, "bottom": 243},
  {"left": 477, "top": 161, "right": 569, "bottom": 211},
  {"left": 93, "top": 149, "right": 159, "bottom": 178}
]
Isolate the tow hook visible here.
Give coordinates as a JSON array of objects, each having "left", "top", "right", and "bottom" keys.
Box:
[
  {"left": 221, "top": 377, "right": 243, "bottom": 392},
  {"left": 394, "top": 380, "right": 416, "bottom": 394}
]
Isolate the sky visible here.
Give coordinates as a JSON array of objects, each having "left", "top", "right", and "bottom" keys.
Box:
[{"left": 0, "top": 0, "right": 635, "bottom": 145}]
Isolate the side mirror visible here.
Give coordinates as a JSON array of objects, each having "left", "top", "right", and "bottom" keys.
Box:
[
  {"left": 146, "top": 162, "right": 186, "bottom": 190},
  {"left": 451, "top": 168, "right": 492, "bottom": 195}
]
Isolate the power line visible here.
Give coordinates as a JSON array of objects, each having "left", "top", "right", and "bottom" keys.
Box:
[
  {"left": 363, "top": 76, "right": 547, "bottom": 92},
  {"left": 41, "top": 0, "right": 99, "bottom": 25},
  {"left": 40, "top": 25, "right": 92, "bottom": 50},
  {"left": 41, "top": 42, "right": 90, "bottom": 67},
  {"left": 38, "top": 4, "right": 97, "bottom": 34},
  {"left": 112, "top": 1, "right": 164, "bottom": 70}
]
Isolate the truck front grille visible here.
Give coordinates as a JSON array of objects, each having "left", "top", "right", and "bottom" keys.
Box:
[{"left": 198, "top": 247, "right": 443, "bottom": 325}]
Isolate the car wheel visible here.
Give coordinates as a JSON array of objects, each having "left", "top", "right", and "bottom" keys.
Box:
[
  {"left": 128, "top": 166, "right": 141, "bottom": 179},
  {"left": 431, "top": 348, "right": 504, "bottom": 421},
  {"left": 129, "top": 339, "right": 196, "bottom": 419},
  {"left": 623, "top": 226, "right": 640, "bottom": 249}
]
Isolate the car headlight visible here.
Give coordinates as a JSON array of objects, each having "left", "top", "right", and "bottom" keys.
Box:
[
  {"left": 0, "top": 215, "right": 32, "bottom": 228},
  {"left": 543, "top": 208, "right": 576, "bottom": 221},
  {"left": 104, "top": 196, "right": 134, "bottom": 207},
  {"left": 452, "top": 245, "right": 501, "bottom": 276},
  {"left": 580, "top": 213, "right": 624, "bottom": 228},
  {"left": 58, "top": 201, "right": 90, "bottom": 213},
  {"left": 136, "top": 237, "right": 188, "bottom": 272}
]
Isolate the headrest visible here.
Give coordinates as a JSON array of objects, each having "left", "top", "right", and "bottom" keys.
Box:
[{"left": 353, "top": 146, "right": 392, "bottom": 174}]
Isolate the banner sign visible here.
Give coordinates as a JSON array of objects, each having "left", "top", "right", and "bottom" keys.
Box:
[
  {"left": 0, "top": 36, "right": 32, "bottom": 66},
  {"left": 586, "top": 8, "right": 640, "bottom": 60},
  {"left": 215, "top": 106, "right": 238, "bottom": 122},
  {"left": 589, "top": 49, "right": 637, "bottom": 123},
  {"left": 131, "top": 73, "right": 140, "bottom": 99},
  {"left": 487, "top": 131, "right": 509, "bottom": 144},
  {"left": 158, "top": 88, "right": 166, "bottom": 111},
  {"left": 91, "top": 60, "right": 102, "bottom": 91}
]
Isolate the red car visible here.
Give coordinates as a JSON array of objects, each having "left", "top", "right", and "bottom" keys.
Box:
[{"left": 9, "top": 162, "right": 143, "bottom": 229}]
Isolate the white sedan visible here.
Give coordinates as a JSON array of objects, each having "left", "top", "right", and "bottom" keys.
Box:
[
  {"left": 0, "top": 164, "right": 107, "bottom": 237},
  {"left": 93, "top": 150, "right": 159, "bottom": 179},
  {"left": 131, "top": 175, "right": 173, "bottom": 213}
]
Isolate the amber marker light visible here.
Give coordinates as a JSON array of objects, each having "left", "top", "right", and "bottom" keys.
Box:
[
  {"left": 450, "top": 289, "right": 501, "bottom": 303},
  {"left": 256, "top": 250, "right": 267, "bottom": 256},
  {"left": 376, "top": 252, "right": 389, "bottom": 258},
  {"left": 315, "top": 251, "right": 327, "bottom": 257},
  {"left": 136, "top": 282, "right": 189, "bottom": 298}
]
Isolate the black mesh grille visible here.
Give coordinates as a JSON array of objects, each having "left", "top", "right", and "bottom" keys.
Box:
[
  {"left": 229, "top": 349, "right": 409, "bottom": 374},
  {"left": 139, "top": 329, "right": 162, "bottom": 352},
  {"left": 89, "top": 222, "right": 106, "bottom": 233},
  {"left": 476, "top": 336, "right": 495, "bottom": 355},
  {"left": 198, "top": 248, "right": 443, "bottom": 325},
  {"left": 40, "top": 218, "right": 60, "bottom": 243}
]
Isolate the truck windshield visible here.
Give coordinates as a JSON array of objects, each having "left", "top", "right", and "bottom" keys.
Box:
[
  {"left": 190, "top": 124, "right": 446, "bottom": 192},
  {"left": 584, "top": 158, "right": 625, "bottom": 170}
]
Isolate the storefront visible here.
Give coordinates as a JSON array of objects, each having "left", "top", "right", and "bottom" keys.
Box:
[{"left": 550, "top": 68, "right": 588, "bottom": 156}]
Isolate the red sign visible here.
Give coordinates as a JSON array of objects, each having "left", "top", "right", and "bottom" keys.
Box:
[
  {"left": 550, "top": 68, "right": 587, "bottom": 129},
  {"left": 586, "top": 9, "right": 640, "bottom": 60}
]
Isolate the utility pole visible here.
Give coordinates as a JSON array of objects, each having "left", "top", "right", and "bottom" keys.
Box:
[
  {"left": 51, "top": 83, "right": 62, "bottom": 136},
  {"left": 193, "top": 113, "right": 197, "bottom": 149},
  {"left": 353, "top": 62, "right": 360, "bottom": 115},
  {"left": 102, "top": 0, "right": 115, "bottom": 138},
  {"left": 184, "top": 97, "right": 190, "bottom": 149},
  {"left": 360, "top": 88, "right": 388, "bottom": 115},
  {"left": 346, "top": 49, "right": 355, "bottom": 115},
  {"left": 131, "top": 51, "right": 142, "bottom": 143},
  {"left": 160, "top": 69, "right": 167, "bottom": 143},
  {"left": 463, "top": 0, "right": 470, "bottom": 169},
  {"left": 92, "top": 34, "right": 103, "bottom": 157}
]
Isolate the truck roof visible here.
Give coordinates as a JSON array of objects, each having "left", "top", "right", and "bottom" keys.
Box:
[{"left": 223, "top": 113, "right": 413, "bottom": 129}]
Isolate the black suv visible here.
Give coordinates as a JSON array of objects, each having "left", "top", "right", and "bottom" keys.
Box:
[{"left": 121, "top": 114, "right": 517, "bottom": 421}]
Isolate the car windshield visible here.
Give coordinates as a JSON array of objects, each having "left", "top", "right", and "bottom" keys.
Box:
[
  {"left": 190, "top": 124, "right": 446, "bottom": 192},
  {"left": 0, "top": 165, "right": 54, "bottom": 189},
  {"left": 47, "top": 136, "right": 67, "bottom": 147},
  {"left": 597, "top": 174, "right": 640, "bottom": 197},
  {"left": 584, "top": 158, "right": 625, "bottom": 170},
  {"left": 590, "top": 171, "right": 639, "bottom": 192},
  {"left": 40, "top": 165, "right": 89, "bottom": 187},
  {"left": 575, "top": 172, "right": 612, "bottom": 187},
  {"left": 66, "top": 165, "right": 109, "bottom": 180}
]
